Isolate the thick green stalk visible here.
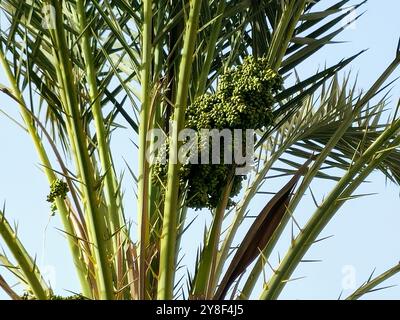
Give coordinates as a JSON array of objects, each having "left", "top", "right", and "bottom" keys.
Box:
[
  {"left": 157, "top": 0, "right": 203, "bottom": 299},
  {"left": 0, "top": 210, "right": 49, "bottom": 299},
  {"left": 138, "top": 0, "right": 153, "bottom": 300},
  {"left": 76, "top": 0, "right": 120, "bottom": 240},
  {"left": 49, "top": 0, "right": 114, "bottom": 300},
  {"left": 0, "top": 46, "right": 91, "bottom": 298},
  {"left": 192, "top": 177, "right": 233, "bottom": 299},
  {"left": 76, "top": 0, "right": 128, "bottom": 291},
  {"left": 50, "top": 21, "right": 98, "bottom": 298},
  {"left": 53, "top": 40, "right": 99, "bottom": 297}
]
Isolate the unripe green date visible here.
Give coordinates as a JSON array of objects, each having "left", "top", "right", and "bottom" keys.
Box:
[{"left": 154, "top": 57, "right": 282, "bottom": 210}]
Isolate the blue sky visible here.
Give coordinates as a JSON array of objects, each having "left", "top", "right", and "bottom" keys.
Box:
[{"left": 1, "top": 0, "right": 400, "bottom": 300}]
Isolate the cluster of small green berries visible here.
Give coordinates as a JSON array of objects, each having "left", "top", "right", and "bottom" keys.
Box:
[
  {"left": 153, "top": 57, "right": 282, "bottom": 210},
  {"left": 46, "top": 179, "right": 69, "bottom": 213},
  {"left": 181, "top": 164, "right": 244, "bottom": 209},
  {"left": 186, "top": 56, "right": 282, "bottom": 131}
]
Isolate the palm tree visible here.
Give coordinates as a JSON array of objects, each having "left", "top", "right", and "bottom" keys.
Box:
[{"left": 0, "top": 0, "right": 400, "bottom": 300}]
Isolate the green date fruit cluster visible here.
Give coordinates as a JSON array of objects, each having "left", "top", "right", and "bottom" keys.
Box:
[
  {"left": 46, "top": 179, "right": 69, "bottom": 213},
  {"left": 186, "top": 56, "right": 282, "bottom": 131},
  {"left": 154, "top": 57, "right": 282, "bottom": 210}
]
